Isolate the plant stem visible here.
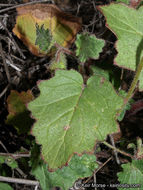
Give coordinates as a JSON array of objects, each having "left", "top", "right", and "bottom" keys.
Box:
[
  {"left": 126, "top": 57, "right": 143, "bottom": 101},
  {"left": 103, "top": 141, "right": 134, "bottom": 159},
  {"left": 118, "top": 56, "right": 143, "bottom": 116}
]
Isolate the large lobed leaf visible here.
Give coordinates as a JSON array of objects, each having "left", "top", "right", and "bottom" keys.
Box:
[
  {"left": 31, "top": 154, "right": 98, "bottom": 190},
  {"left": 28, "top": 70, "right": 123, "bottom": 170},
  {"left": 118, "top": 159, "right": 143, "bottom": 190},
  {"left": 100, "top": 3, "right": 143, "bottom": 90}
]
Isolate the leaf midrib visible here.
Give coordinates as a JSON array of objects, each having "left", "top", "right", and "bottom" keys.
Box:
[{"left": 51, "top": 84, "right": 85, "bottom": 168}]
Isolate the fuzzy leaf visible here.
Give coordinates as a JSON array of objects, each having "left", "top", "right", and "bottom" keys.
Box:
[
  {"left": 6, "top": 90, "right": 34, "bottom": 134},
  {"left": 118, "top": 159, "right": 143, "bottom": 190},
  {"left": 75, "top": 33, "right": 104, "bottom": 62},
  {"left": 35, "top": 24, "right": 53, "bottom": 53},
  {"left": 31, "top": 154, "right": 98, "bottom": 190},
  {"left": 0, "top": 183, "right": 13, "bottom": 190},
  {"left": 28, "top": 70, "right": 123, "bottom": 170},
  {"left": 13, "top": 4, "right": 81, "bottom": 56},
  {"left": 100, "top": 4, "right": 143, "bottom": 90}
]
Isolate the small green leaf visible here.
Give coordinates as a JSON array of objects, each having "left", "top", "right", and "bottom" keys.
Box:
[
  {"left": 118, "top": 159, "right": 143, "bottom": 190},
  {"left": 35, "top": 24, "right": 53, "bottom": 53},
  {"left": 0, "top": 156, "right": 18, "bottom": 169},
  {"left": 0, "top": 183, "right": 13, "bottom": 190},
  {"left": 75, "top": 33, "right": 104, "bottom": 62},
  {"left": 50, "top": 52, "right": 67, "bottom": 70},
  {"left": 28, "top": 70, "right": 123, "bottom": 170},
  {"left": 100, "top": 4, "right": 143, "bottom": 90},
  {"left": 31, "top": 154, "right": 98, "bottom": 190},
  {"left": 6, "top": 157, "right": 18, "bottom": 169}
]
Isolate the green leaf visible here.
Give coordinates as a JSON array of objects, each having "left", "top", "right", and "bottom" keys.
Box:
[
  {"left": 116, "top": 0, "right": 130, "bottom": 4},
  {"left": 118, "top": 159, "right": 143, "bottom": 190},
  {"left": 29, "top": 143, "right": 41, "bottom": 170},
  {"left": 31, "top": 154, "right": 98, "bottom": 190},
  {"left": 0, "top": 183, "right": 13, "bottom": 190},
  {"left": 139, "top": 70, "right": 143, "bottom": 90},
  {"left": 91, "top": 66, "right": 110, "bottom": 80},
  {"left": 0, "top": 156, "right": 18, "bottom": 169},
  {"left": 100, "top": 4, "right": 143, "bottom": 90},
  {"left": 35, "top": 24, "right": 53, "bottom": 53},
  {"left": 28, "top": 70, "right": 123, "bottom": 170},
  {"left": 75, "top": 33, "right": 104, "bottom": 62},
  {"left": 117, "top": 90, "right": 133, "bottom": 121},
  {"left": 50, "top": 52, "right": 67, "bottom": 70}
]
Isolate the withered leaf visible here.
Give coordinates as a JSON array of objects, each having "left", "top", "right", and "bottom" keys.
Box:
[{"left": 13, "top": 4, "right": 81, "bottom": 56}]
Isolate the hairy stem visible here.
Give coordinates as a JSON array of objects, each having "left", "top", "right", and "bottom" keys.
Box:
[
  {"left": 103, "top": 141, "right": 134, "bottom": 159},
  {"left": 118, "top": 56, "right": 143, "bottom": 117},
  {"left": 126, "top": 57, "right": 143, "bottom": 101}
]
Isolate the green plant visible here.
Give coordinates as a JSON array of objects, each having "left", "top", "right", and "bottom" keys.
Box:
[{"left": 4, "top": 2, "right": 143, "bottom": 190}]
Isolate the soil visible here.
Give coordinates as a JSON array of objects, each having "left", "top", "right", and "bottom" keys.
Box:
[{"left": 0, "top": 0, "right": 143, "bottom": 190}]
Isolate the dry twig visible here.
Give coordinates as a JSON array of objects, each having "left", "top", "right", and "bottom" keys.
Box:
[
  {"left": 0, "top": 0, "right": 52, "bottom": 14},
  {"left": 0, "top": 42, "right": 11, "bottom": 83},
  {"left": 0, "top": 176, "right": 39, "bottom": 186},
  {"left": 0, "top": 20, "right": 25, "bottom": 59}
]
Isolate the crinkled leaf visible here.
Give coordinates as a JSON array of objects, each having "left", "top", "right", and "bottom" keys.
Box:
[
  {"left": 28, "top": 70, "right": 123, "bottom": 170},
  {"left": 118, "top": 159, "right": 143, "bottom": 190},
  {"left": 75, "top": 33, "right": 104, "bottom": 62},
  {"left": 13, "top": 4, "right": 81, "bottom": 56},
  {"left": 6, "top": 90, "right": 34, "bottom": 134},
  {"left": 35, "top": 24, "right": 53, "bottom": 53},
  {"left": 31, "top": 154, "right": 98, "bottom": 190},
  {"left": 100, "top": 4, "right": 143, "bottom": 90},
  {"left": 0, "top": 183, "right": 13, "bottom": 190}
]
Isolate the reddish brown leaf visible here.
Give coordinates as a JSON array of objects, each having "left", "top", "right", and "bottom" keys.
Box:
[{"left": 6, "top": 90, "right": 34, "bottom": 134}]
